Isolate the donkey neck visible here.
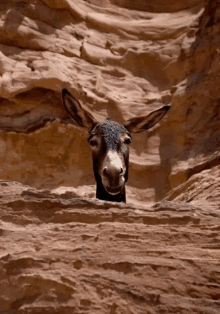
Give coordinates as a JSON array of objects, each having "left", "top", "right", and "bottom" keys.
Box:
[{"left": 96, "top": 179, "right": 126, "bottom": 203}]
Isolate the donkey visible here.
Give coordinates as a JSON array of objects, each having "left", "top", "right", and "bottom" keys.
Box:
[{"left": 62, "top": 89, "right": 170, "bottom": 203}]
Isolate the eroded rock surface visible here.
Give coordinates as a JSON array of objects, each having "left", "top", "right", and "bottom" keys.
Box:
[
  {"left": 0, "top": 1, "right": 220, "bottom": 312},
  {"left": 0, "top": 0, "right": 219, "bottom": 204},
  {"left": 0, "top": 180, "right": 220, "bottom": 313}
]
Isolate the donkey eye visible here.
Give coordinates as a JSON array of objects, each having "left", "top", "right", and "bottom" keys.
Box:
[
  {"left": 89, "top": 139, "right": 98, "bottom": 147},
  {"left": 124, "top": 137, "right": 131, "bottom": 145}
]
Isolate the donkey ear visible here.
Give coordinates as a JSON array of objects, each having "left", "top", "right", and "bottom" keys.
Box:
[
  {"left": 123, "top": 105, "right": 170, "bottom": 133},
  {"left": 62, "top": 89, "right": 97, "bottom": 129}
]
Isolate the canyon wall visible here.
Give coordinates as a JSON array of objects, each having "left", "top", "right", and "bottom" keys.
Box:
[
  {"left": 0, "top": 0, "right": 219, "bottom": 205},
  {"left": 0, "top": 1, "right": 220, "bottom": 313}
]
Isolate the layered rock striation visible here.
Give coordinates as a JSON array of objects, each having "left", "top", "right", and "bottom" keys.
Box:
[
  {"left": 0, "top": 1, "right": 220, "bottom": 312},
  {"left": 0, "top": 0, "right": 219, "bottom": 204},
  {"left": 0, "top": 180, "right": 220, "bottom": 313}
]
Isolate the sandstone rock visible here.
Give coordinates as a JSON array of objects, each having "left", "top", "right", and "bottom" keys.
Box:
[
  {"left": 0, "top": 180, "right": 220, "bottom": 313},
  {"left": 0, "top": 0, "right": 220, "bottom": 312},
  {"left": 0, "top": 0, "right": 219, "bottom": 205}
]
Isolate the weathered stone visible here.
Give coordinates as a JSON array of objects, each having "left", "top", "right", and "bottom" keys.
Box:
[
  {"left": 0, "top": 0, "right": 219, "bottom": 312},
  {"left": 0, "top": 0, "right": 219, "bottom": 204},
  {"left": 0, "top": 180, "right": 220, "bottom": 313}
]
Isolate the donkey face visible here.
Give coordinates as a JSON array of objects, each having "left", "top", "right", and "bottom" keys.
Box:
[
  {"left": 88, "top": 119, "right": 131, "bottom": 196},
  {"left": 62, "top": 89, "right": 170, "bottom": 202}
]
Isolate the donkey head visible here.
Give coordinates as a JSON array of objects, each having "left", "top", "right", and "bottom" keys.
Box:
[{"left": 62, "top": 89, "right": 170, "bottom": 203}]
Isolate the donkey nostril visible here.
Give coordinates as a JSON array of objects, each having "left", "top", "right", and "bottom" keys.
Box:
[{"left": 103, "top": 167, "right": 107, "bottom": 176}]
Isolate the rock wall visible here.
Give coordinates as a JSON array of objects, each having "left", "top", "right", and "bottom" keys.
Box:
[
  {"left": 0, "top": 1, "right": 220, "bottom": 313},
  {"left": 0, "top": 180, "right": 220, "bottom": 313},
  {"left": 0, "top": 0, "right": 219, "bottom": 205}
]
